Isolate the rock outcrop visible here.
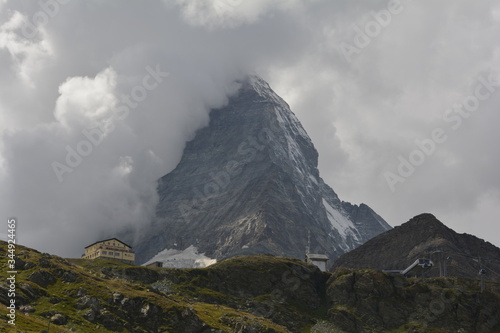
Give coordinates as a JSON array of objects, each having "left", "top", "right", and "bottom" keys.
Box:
[{"left": 327, "top": 268, "right": 500, "bottom": 333}]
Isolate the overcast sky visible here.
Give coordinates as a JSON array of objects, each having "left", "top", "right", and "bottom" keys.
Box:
[{"left": 1, "top": 0, "right": 499, "bottom": 257}]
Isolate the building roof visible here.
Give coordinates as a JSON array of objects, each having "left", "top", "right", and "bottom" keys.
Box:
[
  {"left": 84, "top": 238, "right": 132, "bottom": 249},
  {"left": 307, "top": 253, "right": 329, "bottom": 260}
]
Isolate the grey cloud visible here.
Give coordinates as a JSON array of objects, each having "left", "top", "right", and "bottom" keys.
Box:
[{"left": 1, "top": 0, "right": 499, "bottom": 257}]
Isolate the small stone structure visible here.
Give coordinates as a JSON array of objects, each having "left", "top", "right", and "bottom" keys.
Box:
[{"left": 305, "top": 253, "right": 329, "bottom": 272}]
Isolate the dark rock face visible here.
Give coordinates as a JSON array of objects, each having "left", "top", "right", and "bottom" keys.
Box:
[
  {"left": 327, "top": 268, "right": 500, "bottom": 333},
  {"left": 332, "top": 213, "right": 500, "bottom": 282},
  {"left": 28, "top": 269, "right": 56, "bottom": 288},
  {"left": 134, "top": 76, "right": 390, "bottom": 265}
]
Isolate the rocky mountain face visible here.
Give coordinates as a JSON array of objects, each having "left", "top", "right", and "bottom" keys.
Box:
[
  {"left": 333, "top": 213, "right": 500, "bottom": 282},
  {"left": 2, "top": 241, "right": 500, "bottom": 333},
  {"left": 133, "top": 76, "right": 390, "bottom": 265}
]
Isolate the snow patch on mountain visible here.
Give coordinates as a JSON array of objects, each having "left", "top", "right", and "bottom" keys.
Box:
[
  {"left": 323, "top": 199, "right": 359, "bottom": 241},
  {"left": 143, "top": 245, "right": 217, "bottom": 269}
]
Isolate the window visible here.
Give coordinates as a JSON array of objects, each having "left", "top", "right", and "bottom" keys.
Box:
[
  {"left": 109, "top": 252, "right": 113, "bottom": 255},
  {"left": 102, "top": 251, "right": 107, "bottom": 255},
  {"left": 115, "top": 252, "right": 120, "bottom": 256}
]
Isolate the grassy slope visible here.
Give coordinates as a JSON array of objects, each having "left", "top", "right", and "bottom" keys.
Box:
[
  {"left": 0, "top": 241, "right": 290, "bottom": 333},
  {"left": 1, "top": 241, "right": 499, "bottom": 333}
]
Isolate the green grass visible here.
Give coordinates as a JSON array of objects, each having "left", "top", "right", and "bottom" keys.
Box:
[
  {"left": 2, "top": 241, "right": 499, "bottom": 333},
  {"left": 0, "top": 242, "right": 298, "bottom": 332}
]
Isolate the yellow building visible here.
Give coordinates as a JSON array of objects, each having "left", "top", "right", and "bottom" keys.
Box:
[{"left": 82, "top": 238, "right": 135, "bottom": 265}]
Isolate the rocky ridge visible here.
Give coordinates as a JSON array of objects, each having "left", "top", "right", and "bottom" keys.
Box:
[{"left": 333, "top": 213, "right": 500, "bottom": 282}]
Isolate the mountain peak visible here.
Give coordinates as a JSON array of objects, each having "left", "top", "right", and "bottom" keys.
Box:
[
  {"left": 410, "top": 212, "right": 437, "bottom": 220},
  {"left": 390, "top": 213, "right": 468, "bottom": 248},
  {"left": 333, "top": 213, "right": 500, "bottom": 281},
  {"left": 133, "top": 76, "right": 390, "bottom": 266},
  {"left": 404, "top": 213, "right": 444, "bottom": 227},
  {"left": 244, "top": 74, "right": 272, "bottom": 92}
]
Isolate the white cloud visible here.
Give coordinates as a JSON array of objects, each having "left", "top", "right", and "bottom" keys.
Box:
[
  {"left": 54, "top": 68, "right": 118, "bottom": 129},
  {"left": 0, "top": 0, "right": 499, "bottom": 257},
  {"left": 0, "top": 10, "right": 53, "bottom": 85},
  {"left": 174, "top": 0, "right": 302, "bottom": 29}
]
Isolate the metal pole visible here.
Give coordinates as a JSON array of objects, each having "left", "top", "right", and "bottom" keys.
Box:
[{"left": 444, "top": 256, "right": 451, "bottom": 277}]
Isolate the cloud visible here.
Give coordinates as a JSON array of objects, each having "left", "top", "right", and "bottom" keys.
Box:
[
  {"left": 54, "top": 67, "right": 118, "bottom": 129},
  {"left": 0, "top": 9, "right": 53, "bottom": 85},
  {"left": 1, "top": 0, "right": 499, "bottom": 257},
  {"left": 174, "top": 0, "right": 300, "bottom": 29},
  {"left": 262, "top": 0, "right": 500, "bottom": 245},
  {"left": 0, "top": 0, "right": 247, "bottom": 256}
]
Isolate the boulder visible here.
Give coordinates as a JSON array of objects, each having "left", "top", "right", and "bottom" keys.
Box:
[
  {"left": 28, "top": 270, "right": 56, "bottom": 288},
  {"left": 51, "top": 313, "right": 67, "bottom": 325}
]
